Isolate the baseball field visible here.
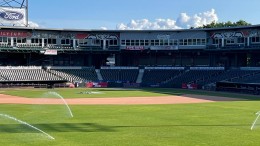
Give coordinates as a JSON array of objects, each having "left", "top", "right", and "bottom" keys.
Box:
[{"left": 0, "top": 88, "right": 260, "bottom": 146}]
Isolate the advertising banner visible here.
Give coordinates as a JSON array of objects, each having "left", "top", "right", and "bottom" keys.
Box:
[
  {"left": 125, "top": 46, "right": 144, "bottom": 50},
  {"left": 150, "top": 46, "right": 178, "bottom": 50},
  {"left": 44, "top": 50, "right": 57, "bottom": 55},
  {"left": 182, "top": 83, "right": 198, "bottom": 89},
  {"left": 86, "top": 82, "right": 108, "bottom": 88},
  {"left": 0, "top": 7, "right": 26, "bottom": 25},
  {"left": 0, "top": 30, "right": 31, "bottom": 37}
]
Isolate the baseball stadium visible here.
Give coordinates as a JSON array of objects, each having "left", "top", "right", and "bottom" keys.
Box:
[{"left": 1, "top": 0, "right": 260, "bottom": 146}]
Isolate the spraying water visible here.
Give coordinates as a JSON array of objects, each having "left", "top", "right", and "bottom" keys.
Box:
[
  {"left": 45, "top": 91, "right": 73, "bottom": 118},
  {"left": 0, "top": 113, "right": 55, "bottom": 140},
  {"left": 251, "top": 111, "right": 260, "bottom": 130}
]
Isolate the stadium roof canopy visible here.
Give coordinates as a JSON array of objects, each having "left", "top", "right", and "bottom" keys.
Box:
[{"left": 0, "top": 24, "right": 260, "bottom": 32}]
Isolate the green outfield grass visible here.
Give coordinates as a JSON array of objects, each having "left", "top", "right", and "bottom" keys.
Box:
[{"left": 1, "top": 88, "right": 260, "bottom": 146}]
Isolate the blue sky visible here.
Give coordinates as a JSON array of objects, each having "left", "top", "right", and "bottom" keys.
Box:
[{"left": 28, "top": 0, "right": 260, "bottom": 29}]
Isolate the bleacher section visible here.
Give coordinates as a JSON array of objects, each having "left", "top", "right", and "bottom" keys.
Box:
[
  {"left": 161, "top": 69, "right": 222, "bottom": 88},
  {"left": 49, "top": 67, "right": 98, "bottom": 82},
  {"left": 196, "top": 70, "right": 259, "bottom": 86},
  {"left": 0, "top": 66, "right": 260, "bottom": 90},
  {"left": 0, "top": 75, "right": 7, "bottom": 81},
  {"left": 142, "top": 69, "right": 183, "bottom": 87},
  {"left": 230, "top": 71, "right": 260, "bottom": 84},
  {"left": 0, "top": 68, "right": 62, "bottom": 81}
]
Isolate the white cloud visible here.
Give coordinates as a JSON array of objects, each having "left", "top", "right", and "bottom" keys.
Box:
[
  {"left": 100, "top": 27, "right": 108, "bottom": 30},
  {"left": 28, "top": 21, "right": 40, "bottom": 28},
  {"left": 116, "top": 9, "right": 218, "bottom": 30},
  {"left": 2, "top": 21, "right": 40, "bottom": 28},
  {"left": 117, "top": 19, "right": 181, "bottom": 30}
]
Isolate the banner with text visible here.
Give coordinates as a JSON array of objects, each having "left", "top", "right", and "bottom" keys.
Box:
[
  {"left": 44, "top": 50, "right": 57, "bottom": 55},
  {"left": 125, "top": 46, "right": 144, "bottom": 50},
  {"left": 150, "top": 46, "right": 178, "bottom": 50},
  {"left": 0, "top": 7, "right": 26, "bottom": 25}
]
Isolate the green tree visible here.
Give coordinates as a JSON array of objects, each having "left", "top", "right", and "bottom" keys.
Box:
[{"left": 198, "top": 20, "right": 251, "bottom": 28}]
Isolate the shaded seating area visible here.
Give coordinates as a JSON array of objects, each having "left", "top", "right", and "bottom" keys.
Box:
[
  {"left": 100, "top": 69, "right": 139, "bottom": 83},
  {"left": 50, "top": 68, "right": 98, "bottom": 82},
  {"left": 142, "top": 69, "right": 183, "bottom": 86},
  {"left": 197, "top": 70, "right": 259, "bottom": 86},
  {"left": 162, "top": 70, "right": 222, "bottom": 88},
  {"left": 230, "top": 72, "right": 260, "bottom": 83}
]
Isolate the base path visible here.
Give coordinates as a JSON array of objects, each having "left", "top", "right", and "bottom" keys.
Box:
[{"left": 0, "top": 94, "right": 245, "bottom": 105}]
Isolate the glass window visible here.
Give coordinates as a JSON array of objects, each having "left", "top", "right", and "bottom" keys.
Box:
[
  {"left": 252, "top": 37, "right": 260, "bottom": 43},
  {"left": 126, "top": 40, "right": 130, "bottom": 46},
  {"left": 184, "top": 39, "right": 188, "bottom": 45},
  {"left": 155, "top": 40, "right": 159, "bottom": 46},
  {"left": 160, "top": 40, "right": 164, "bottom": 46},
  {"left": 140, "top": 40, "right": 144, "bottom": 46},
  {"left": 164, "top": 39, "right": 169, "bottom": 45},
  {"left": 192, "top": 39, "right": 196, "bottom": 45},
  {"left": 93, "top": 39, "right": 100, "bottom": 45},
  {"left": 226, "top": 39, "right": 235, "bottom": 44},
  {"left": 135, "top": 40, "right": 140, "bottom": 46},
  {"left": 22, "top": 38, "right": 26, "bottom": 43},
  {"left": 114, "top": 40, "right": 118, "bottom": 45},
  {"left": 66, "top": 39, "right": 70, "bottom": 44},
  {"left": 109, "top": 39, "right": 117, "bottom": 46},
  {"left": 169, "top": 39, "right": 173, "bottom": 45},
  {"left": 188, "top": 39, "right": 192, "bottom": 45},
  {"left": 237, "top": 37, "right": 245, "bottom": 44},
  {"left": 201, "top": 39, "right": 206, "bottom": 45},
  {"left": 151, "top": 40, "right": 155, "bottom": 46},
  {"left": 174, "top": 40, "right": 178, "bottom": 45},
  {"left": 145, "top": 40, "right": 149, "bottom": 46},
  {"left": 213, "top": 39, "right": 219, "bottom": 44},
  {"left": 130, "top": 40, "right": 135, "bottom": 46},
  {"left": 31, "top": 38, "right": 38, "bottom": 44},
  {"left": 78, "top": 39, "right": 88, "bottom": 46},
  {"left": 17, "top": 38, "right": 21, "bottom": 43},
  {"left": 53, "top": 39, "right": 57, "bottom": 44},
  {"left": 121, "top": 40, "right": 126, "bottom": 45},
  {"left": 7, "top": 38, "right": 11, "bottom": 44},
  {"left": 13, "top": 38, "right": 17, "bottom": 44},
  {"left": 61, "top": 39, "right": 65, "bottom": 44},
  {"left": 61, "top": 39, "right": 71, "bottom": 45},
  {"left": 46, "top": 38, "right": 57, "bottom": 44},
  {"left": 179, "top": 39, "right": 184, "bottom": 45}
]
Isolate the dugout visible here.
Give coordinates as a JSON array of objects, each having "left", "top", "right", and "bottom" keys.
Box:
[{"left": 216, "top": 81, "right": 260, "bottom": 95}]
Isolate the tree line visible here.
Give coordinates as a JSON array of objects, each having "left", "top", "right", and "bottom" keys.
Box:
[{"left": 195, "top": 20, "right": 251, "bottom": 29}]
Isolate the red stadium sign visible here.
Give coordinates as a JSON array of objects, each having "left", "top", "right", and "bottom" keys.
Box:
[
  {"left": 75, "top": 33, "right": 89, "bottom": 39},
  {"left": 125, "top": 46, "right": 144, "bottom": 50},
  {"left": 0, "top": 30, "right": 31, "bottom": 37},
  {"left": 86, "top": 82, "right": 108, "bottom": 88}
]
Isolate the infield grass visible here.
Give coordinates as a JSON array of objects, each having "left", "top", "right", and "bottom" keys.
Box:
[{"left": 0, "top": 88, "right": 260, "bottom": 146}]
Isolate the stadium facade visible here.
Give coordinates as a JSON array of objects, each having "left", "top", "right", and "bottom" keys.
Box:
[
  {"left": 0, "top": 25, "right": 259, "bottom": 68},
  {"left": 0, "top": 25, "right": 260, "bottom": 93}
]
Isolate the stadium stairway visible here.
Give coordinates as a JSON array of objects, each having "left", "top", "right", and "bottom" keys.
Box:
[
  {"left": 95, "top": 69, "right": 103, "bottom": 81},
  {"left": 136, "top": 69, "right": 144, "bottom": 83}
]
